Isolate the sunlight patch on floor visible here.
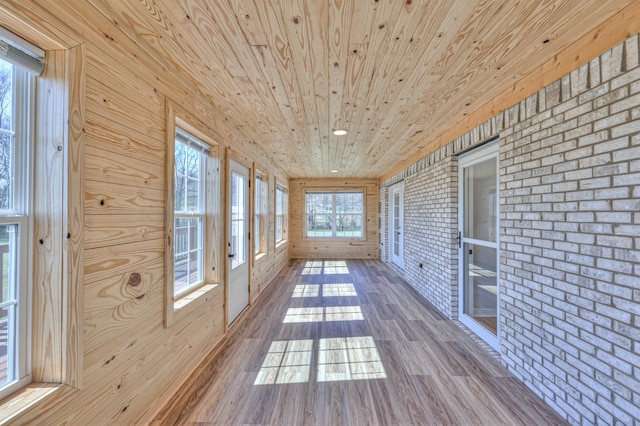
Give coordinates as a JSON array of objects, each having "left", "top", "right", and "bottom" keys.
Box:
[
  {"left": 254, "top": 340, "right": 313, "bottom": 385},
  {"left": 302, "top": 261, "right": 323, "bottom": 275},
  {"left": 292, "top": 284, "right": 321, "bottom": 297},
  {"left": 283, "top": 306, "right": 364, "bottom": 323},
  {"left": 317, "top": 336, "right": 387, "bottom": 382},
  {"left": 323, "top": 283, "right": 357, "bottom": 297},
  {"left": 324, "top": 260, "right": 349, "bottom": 275}
]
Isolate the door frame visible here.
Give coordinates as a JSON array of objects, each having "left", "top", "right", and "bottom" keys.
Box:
[
  {"left": 388, "top": 181, "right": 404, "bottom": 269},
  {"left": 457, "top": 140, "right": 500, "bottom": 351},
  {"left": 226, "top": 153, "right": 251, "bottom": 327}
]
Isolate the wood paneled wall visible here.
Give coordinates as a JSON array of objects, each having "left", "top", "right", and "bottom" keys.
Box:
[
  {"left": 0, "top": 2, "right": 288, "bottom": 424},
  {"left": 289, "top": 179, "right": 379, "bottom": 259}
]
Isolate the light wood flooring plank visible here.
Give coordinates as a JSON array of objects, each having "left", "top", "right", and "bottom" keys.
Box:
[{"left": 153, "top": 259, "right": 568, "bottom": 426}]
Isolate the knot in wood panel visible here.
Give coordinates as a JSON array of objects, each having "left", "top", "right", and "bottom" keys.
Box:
[{"left": 127, "top": 273, "right": 142, "bottom": 287}]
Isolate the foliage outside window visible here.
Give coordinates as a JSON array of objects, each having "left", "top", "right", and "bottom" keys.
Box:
[
  {"left": 306, "top": 191, "right": 364, "bottom": 238},
  {"left": 275, "top": 184, "right": 287, "bottom": 243},
  {"left": 0, "top": 58, "right": 32, "bottom": 398}
]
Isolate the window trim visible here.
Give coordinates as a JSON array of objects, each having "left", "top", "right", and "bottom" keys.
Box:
[
  {"left": 304, "top": 190, "right": 366, "bottom": 239},
  {"left": 0, "top": 61, "right": 33, "bottom": 399},
  {"left": 252, "top": 165, "right": 268, "bottom": 263},
  {"left": 0, "top": 23, "right": 85, "bottom": 415},
  {"left": 172, "top": 139, "right": 206, "bottom": 298},
  {"left": 164, "top": 102, "right": 220, "bottom": 328},
  {"left": 275, "top": 181, "right": 288, "bottom": 248}
]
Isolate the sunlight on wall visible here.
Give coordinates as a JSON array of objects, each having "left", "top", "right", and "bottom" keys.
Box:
[
  {"left": 254, "top": 340, "right": 313, "bottom": 385},
  {"left": 317, "top": 336, "right": 386, "bottom": 382},
  {"left": 283, "top": 306, "right": 364, "bottom": 323}
]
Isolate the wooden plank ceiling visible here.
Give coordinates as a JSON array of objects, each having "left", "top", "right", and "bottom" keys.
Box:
[{"left": 94, "top": 0, "right": 635, "bottom": 178}]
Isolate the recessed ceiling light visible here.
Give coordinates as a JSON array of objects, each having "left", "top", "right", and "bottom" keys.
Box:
[
  {"left": 333, "top": 129, "right": 347, "bottom": 136},
  {"left": 331, "top": 169, "right": 339, "bottom": 173}
]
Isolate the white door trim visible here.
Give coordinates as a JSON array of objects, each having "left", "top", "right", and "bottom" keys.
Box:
[
  {"left": 457, "top": 140, "right": 500, "bottom": 351},
  {"left": 388, "top": 181, "right": 404, "bottom": 269},
  {"left": 227, "top": 158, "right": 250, "bottom": 326}
]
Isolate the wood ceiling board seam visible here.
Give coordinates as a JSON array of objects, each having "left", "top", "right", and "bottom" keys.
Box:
[
  {"left": 118, "top": 0, "right": 269, "bottom": 136},
  {"left": 342, "top": 0, "right": 407, "bottom": 174},
  {"left": 0, "top": 0, "right": 82, "bottom": 49},
  {"left": 328, "top": 0, "right": 353, "bottom": 171},
  {"left": 300, "top": 0, "right": 331, "bottom": 173},
  {"left": 349, "top": 0, "right": 455, "bottom": 171},
  {"left": 379, "top": 1, "right": 640, "bottom": 182},
  {"left": 81, "top": 0, "right": 202, "bottom": 93},
  {"left": 371, "top": 0, "right": 596, "bottom": 173},
  {"left": 203, "top": 0, "right": 292, "bottom": 140},
  {"left": 229, "top": 0, "right": 268, "bottom": 46},
  {"left": 252, "top": 0, "right": 318, "bottom": 175},
  {"left": 280, "top": 0, "right": 324, "bottom": 173}
]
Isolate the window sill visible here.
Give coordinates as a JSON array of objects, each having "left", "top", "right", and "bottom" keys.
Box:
[
  {"left": 276, "top": 240, "right": 288, "bottom": 252},
  {"left": 0, "top": 383, "right": 69, "bottom": 425},
  {"left": 255, "top": 252, "right": 268, "bottom": 262},
  {"left": 166, "top": 283, "right": 221, "bottom": 328}
]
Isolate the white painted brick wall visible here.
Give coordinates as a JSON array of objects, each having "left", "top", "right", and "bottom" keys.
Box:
[{"left": 381, "top": 33, "right": 640, "bottom": 425}]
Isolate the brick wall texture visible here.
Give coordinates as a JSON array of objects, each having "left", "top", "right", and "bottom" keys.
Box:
[{"left": 381, "top": 34, "right": 640, "bottom": 425}]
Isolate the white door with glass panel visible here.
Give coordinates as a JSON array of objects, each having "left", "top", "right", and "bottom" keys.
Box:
[
  {"left": 228, "top": 159, "right": 250, "bottom": 325},
  {"left": 388, "top": 182, "right": 404, "bottom": 269},
  {"left": 458, "top": 141, "right": 499, "bottom": 350}
]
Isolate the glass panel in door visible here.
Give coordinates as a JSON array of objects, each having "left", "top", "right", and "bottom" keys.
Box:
[
  {"left": 231, "top": 171, "right": 246, "bottom": 269},
  {"left": 462, "top": 156, "right": 498, "bottom": 336}
]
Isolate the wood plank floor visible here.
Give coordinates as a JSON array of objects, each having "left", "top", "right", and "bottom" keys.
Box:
[{"left": 152, "top": 259, "right": 567, "bottom": 425}]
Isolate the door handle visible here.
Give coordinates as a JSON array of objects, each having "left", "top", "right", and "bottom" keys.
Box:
[{"left": 228, "top": 253, "right": 235, "bottom": 258}]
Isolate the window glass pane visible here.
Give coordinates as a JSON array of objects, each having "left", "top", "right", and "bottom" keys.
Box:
[
  {"left": 307, "top": 214, "right": 332, "bottom": 237},
  {"left": 0, "top": 62, "right": 13, "bottom": 211},
  {"left": 186, "top": 146, "right": 199, "bottom": 178},
  {"left": 0, "top": 224, "right": 18, "bottom": 386},
  {"left": 336, "top": 214, "right": 362, "bottom": 237},
  {"left": 306, "top": 191, "right": 363, "bottom": 238},
  {"left": 276, "top": 187, "right": 283, "bottom": 215},
  {"left": 464, "top": 157, "right": 497, "bottom": 242},
  {"left": 0, "top": 133, "right": 12, "bottom": 211},
  {"left": 174, "top": 216, "right": 203, "bottom": 295},
  {"left": 187, "top": 178, "right": 199, "bottom": 211},
  {"left": 254, "top": 177, "right": 260, "bottom": 254}
]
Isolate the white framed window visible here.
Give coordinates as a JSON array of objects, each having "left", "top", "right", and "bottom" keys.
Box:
[
  {"left": 0, "top": 57, "right": 34, "bottom": 398},
  {"left": 173, "top": 129, "right": 208, "bottom": 297},
  {"left": 305, "top": 191, "right": 364, "bottom": 238},
  {"left": 275, "top": 184, "right": 287, "bottom": 244},
  {"left": 254, "top": 172, "right": 268, "bottom": 256},
  {"left": 165, "top": 106, "right": 220, "bottom": 327}
]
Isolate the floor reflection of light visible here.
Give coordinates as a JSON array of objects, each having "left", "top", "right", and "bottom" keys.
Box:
[
  {"left": 302, "top": 261, "right": 323, "bottom": 275},
  {"left": 292, "top": 284, "right": 320, "bottom": 298},
  {"left": 323, "top": 283, "right": 357, "bottom": 297},
  {"left": 325, "top": 306, "right": 363, "bottom": 321},
  {"left": 317, "top": 336, "right": 386, "bottom": 382},
  {"left": 283, "top": 307, "right": 324, "bottom": 323},
  {"left": 254, "top": 340, "right": 313, "bottom": 385},
  {"left": 324, "top": 260, "right": 349, "bottom": 275},
  {"left": 283, "top": 306, "right": 364, "bottom": 323}
]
